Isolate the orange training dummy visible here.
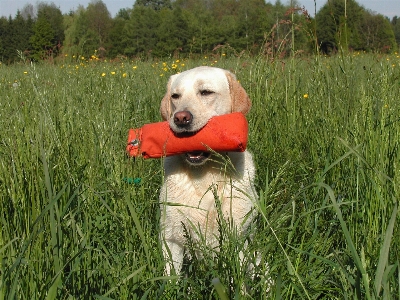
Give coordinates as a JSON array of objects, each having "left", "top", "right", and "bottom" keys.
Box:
[{"left": 126, "top": 112, "right": 248, "bottom": 159}]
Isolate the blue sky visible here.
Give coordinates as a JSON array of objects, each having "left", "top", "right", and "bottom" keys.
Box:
[{"left": 1, "top": 0, "right": 399, "bottom": 19}]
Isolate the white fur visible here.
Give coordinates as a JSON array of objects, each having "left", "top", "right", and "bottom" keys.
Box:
[{"left": 159, "top": 66, "right": 257, "bottom": 275}]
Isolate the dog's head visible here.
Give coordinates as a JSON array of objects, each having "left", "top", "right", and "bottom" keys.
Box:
[{"left": 160, "top": 66, "right": 251, "bottom": 165}]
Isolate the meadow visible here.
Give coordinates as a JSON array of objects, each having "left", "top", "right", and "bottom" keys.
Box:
[{"left": 0, "top": 52, "right": 399, "bottom": 299}]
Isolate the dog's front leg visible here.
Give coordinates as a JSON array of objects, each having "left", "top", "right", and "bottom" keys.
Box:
[{"left": 162, "top": 238, "right": 184, "bottom": 276}]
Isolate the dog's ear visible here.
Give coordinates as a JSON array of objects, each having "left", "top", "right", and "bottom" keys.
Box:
[
  {"left": 160, "top": 77, "right": 173, "bottom": 120},
  {"left": 225, "top": 71, "right": 251, "bottom": 115}
]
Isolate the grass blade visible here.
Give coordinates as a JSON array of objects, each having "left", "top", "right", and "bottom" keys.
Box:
[
  {"left": 374, "top": 203, "right": 398, "bottom": 296},
  {"left": 317, "top": 182, "right": 372, "bottom": 300},
  {"left": 212, "top": 278, "right": 229, "bottom": 300},
  {"left": 101, "top": 265, "right": 147, "bottom": 297},
  {"left": 125, "top": 195, "right": 151, "bottom": 267}
]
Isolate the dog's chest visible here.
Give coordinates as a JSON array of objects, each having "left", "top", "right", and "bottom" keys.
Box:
[
  {"left": 167, "top": 168, "right": 225, "bottom": 208},
  {"left": 160, "top": 153, "right": 255, "bottom": 245},
  {"left": 161, "top": 169, "right": 230, "bottom": 240}
]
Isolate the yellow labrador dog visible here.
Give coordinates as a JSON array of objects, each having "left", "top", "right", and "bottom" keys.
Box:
[{"left": 159, "top": 66, "right": 257, "bottom": 275}]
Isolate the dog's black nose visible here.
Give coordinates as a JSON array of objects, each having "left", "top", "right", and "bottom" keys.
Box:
[{"left": 174, "top": 111, "right": 193, "bottom": 127}]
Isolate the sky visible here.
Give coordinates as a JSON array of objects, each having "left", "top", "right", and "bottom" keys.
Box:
[{"left": 0, "top": 0, "right": 399, "bottom": 19}]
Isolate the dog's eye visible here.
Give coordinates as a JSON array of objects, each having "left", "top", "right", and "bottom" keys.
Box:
[
  {"left": 200, "top": 90, "right": 214, "bottom": 96},
  {"left": 171, "top": 93, "right": 180, "bottom": 99}
]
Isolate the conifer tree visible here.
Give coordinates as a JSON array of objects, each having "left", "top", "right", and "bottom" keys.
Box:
[
  {"left": 392, "top": 16, "right": 400, "bottom": 48},
  {"left": 12, "top": 11, "right": 33, "bottom": 58},
  {"left": 107, "top": 10, "right": 130, "bottom": 57},
  {"left": 30, "top": 15, "right": 54, "bottom": 60},
  {"left": 0, "top": 17, "right": 10, "bottom": 62},
  {"left": 154, "top": 7, "right": 189, "bottom": 56},
  {"left": 125, "top": 6, "right": 159, "bottom": 56},
  {"left": 27, "top": 3, "right": 64, "bottom": 60}
]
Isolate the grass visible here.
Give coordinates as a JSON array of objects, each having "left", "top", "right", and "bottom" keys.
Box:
[{"left": 0, "top": 52, "right": 399, "bottom": 299}]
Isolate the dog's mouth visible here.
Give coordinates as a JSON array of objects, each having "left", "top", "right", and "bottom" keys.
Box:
[{"left": 184, "top": 151, "right": 211, "bottom": 164}]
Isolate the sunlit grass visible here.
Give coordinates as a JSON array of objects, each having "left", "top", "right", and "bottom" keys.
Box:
[{"left": 0, "top": 52, "right": 399, "bottom": 299}]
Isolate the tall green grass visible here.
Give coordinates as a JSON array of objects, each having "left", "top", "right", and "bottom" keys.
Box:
[{"left": 0, "top": 53, "right": 399, "bottom": 299}]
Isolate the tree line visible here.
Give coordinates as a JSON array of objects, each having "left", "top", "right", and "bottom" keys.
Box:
[{"left": 0, "top": 0, "right": 399, "bottom": 63}]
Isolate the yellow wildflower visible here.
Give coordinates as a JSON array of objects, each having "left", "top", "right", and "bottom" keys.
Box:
[
  {"left": 101, "top": 73, "right": 106, "bottom": 77},
  {"left": 303, "top": 94, "right": 309, "bottom": 99}
]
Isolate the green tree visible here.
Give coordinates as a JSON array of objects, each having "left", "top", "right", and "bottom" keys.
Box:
[
  {"left": 37, "top": 2, "right": 65, "bottom": 46},
  {"left": 207, "top": 0, "right": 240, "bottom": 50},
  {"left": 12, "top": 11, "right": 33, "bottom": 58},
  {"left": 107, "top": 13, "right": 130, "bottom": 57},
  {"left": 360, "top": 13, "right": 396, "bottom": 52},
  {"left": 173, "top": 0, "right": 214, "bottom": 54},
  {"left": 86, "top": 0, "right": 112, "bottom": 48},
  {"left": 392, "top": 16, "right": 400, "bottom": 48},
  {"left": 236, "top": 0, "right": 271, "bottom": 52},
  {"left": 63, "top": 8, "right": 83, "bottom": 58},
  {"left": 0, "top": 17, "right": 10, "bottom": 62},
  {"left": 62, "top": 1, "right": 112, "bottom": 59},
  {"left": 116, "top": 8, "right": 131, "bottom": 20},
  {"left": 135, "top": 0, "right": 172, "bottom": 10},
  {"left": 29, "top": 15, "right": 54, "bottom": 60},
  {"left": 0, "top": 12, "right": 34, "bottom": 63},
  {"left": 124, "top": 6, "right": 159, "bottom": 56},
  {"left": 154, "top": 7, "right": 189, "bottom": 56},
  {"left": 316, "top": 0, "right": 364, "bottom": 53},
  {"left": 24, "top": 2, "right": 65, "bottom": 60},
  {"left": 75, "top": 9, "right": 100, "bottom": 57}
]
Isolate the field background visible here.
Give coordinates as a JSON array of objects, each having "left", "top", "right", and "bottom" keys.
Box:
[{"left": 0, "top": 52, "right": 399, "bottom": 299}]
